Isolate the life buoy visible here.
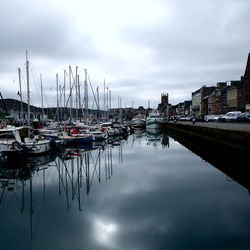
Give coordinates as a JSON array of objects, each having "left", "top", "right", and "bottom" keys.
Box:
[
  {"left": 11, "top": 141, "right": 21, "bottom": 150},
  {"left": 0, "top": 123, "right": 5, "bottom": 129}
]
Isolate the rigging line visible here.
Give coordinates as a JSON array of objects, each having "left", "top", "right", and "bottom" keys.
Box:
[
  {"left": 0, "top": 185, "right": 6, "bottom": 206},
  {"left": 90, "top": 151, "right": 99, "bottom": 172},
  {"left": 55, "top": 161, "right": 73, "bottom": 210},
  {"left": 14, "top": 182, "right": 24, "bottom": 207},
  {"left": 87, "top": 74, "right": 100, "bottom": 110},
  {"left": 58, "top": 159, "right": 80, "bottom": 200},
  {"left": 26, "top": 69, "right": 40, "bottom": 118},
  {"left": 71, "top": 175, "right": 80, "bottom": 200},
  {"left": 89, "top": 152, "right": 100, "bottom": 187},
  {"left": 0, "top": 182, "right": 15, "bottom": 220},
  {"left": 43, "top": 99, "right": 56, "bottom": 120},
  {"left": 29, "top": 64, "right": 41, "bottom": 105},
  {"left": 64, "top": 73, "right": 77, "bottom": 109},
  {"left": 81, "top": 157, "right": 87, "bottom": 176}
]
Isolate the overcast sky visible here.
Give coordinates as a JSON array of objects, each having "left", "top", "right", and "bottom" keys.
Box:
[{"left": 1, "top": 0, "right": 250, "bottom": 109}]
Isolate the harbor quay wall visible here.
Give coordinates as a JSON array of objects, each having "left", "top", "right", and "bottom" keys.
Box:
[
  {"left": 165, "top": 122, "right": 250, "bottom": 192},
  {"left": 165, "top": 122, "right": 250, "bottom": 149}
]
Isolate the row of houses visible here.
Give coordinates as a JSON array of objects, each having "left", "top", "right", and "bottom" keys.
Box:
[{"left": 168, "top": 53, "right": 250, "bottom": 116}]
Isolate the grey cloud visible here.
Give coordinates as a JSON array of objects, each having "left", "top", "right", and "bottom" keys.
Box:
[
  {"left": 118, "top": 0, "right": 250, "bottom": 104},
  {"left": 1, "top": 0, "right": 250, "bottom": 107},
  {"left": 0, "top": 1, "right": 98, "bottom": 63}
]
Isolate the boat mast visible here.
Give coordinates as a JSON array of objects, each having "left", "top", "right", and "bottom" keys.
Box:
[
  {"left": 103, "top": 79, "right": 105, "bottom": 121},
  {"left": 64, "top": 69, "right": 66, "bottom": 124},
  {"left": 97, "top": 86, "right": 99, "bottom": 120},
  {"left": 18, "top": 68, "right": 23, "bottom": 124},
  {"left": 69, "top": 66, "right": 72, "bottom": 122},
  {"left": 106, "top": 86, "right": 109, "bottom": 121},
  {"left": 109, "top": 89, "right": 111, "bottom": 119},
  {"left": 120, "top": 97, "right": 122, "bottom": 121},
  {"left": 75, "top": 66, "right": 78, "bottom": 121},
  {"left": 26, "top": 51, "right": 30, "bottom": 126},
  {"left": 78, "top": 75, "right": 81, "bottom": 122},
  {"left": 59, "top": 84, "right": 62, "bottom": 121},
  {"left": 84, "top": 69, "right": 88, "bottom": 124},
  {"left": 40, "top": 73, "right": 44, "bottom": 122},
  {"left": 56, "top": 74, "right": 59, "bottom": 124}
]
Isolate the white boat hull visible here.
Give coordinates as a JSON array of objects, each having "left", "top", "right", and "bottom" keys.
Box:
[
  {"left": 23, "top": 140, "right": 51, "bottom": 154},
  {"left": 92, "top": 131, "right": 108, "bottom": 140},
  {"left": 132, "top": 118, "right": 146, "bottom": 128},
  {"left": 146, "top": 122, "right": 162, "bottom": 129}
]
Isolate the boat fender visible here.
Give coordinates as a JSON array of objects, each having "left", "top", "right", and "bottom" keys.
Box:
[{"left": 11, "top": 141, "right": 21, "bottom": 149}]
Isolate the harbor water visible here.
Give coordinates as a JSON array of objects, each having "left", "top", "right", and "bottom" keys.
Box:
[{"left": 1, "top": 131, "right": 250, "bottom": 250}]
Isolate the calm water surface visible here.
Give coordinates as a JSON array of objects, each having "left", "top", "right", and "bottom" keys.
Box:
[{"left": 1, "top": 132, "right": 250, "bottom": 250}]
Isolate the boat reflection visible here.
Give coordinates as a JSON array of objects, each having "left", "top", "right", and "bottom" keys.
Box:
[
  {"left": 146, "top": 128, "right": 169, "bottom": 148},
  {"left": 0, "top": 138, "right": 126, "bottom": 242},
  {"left": 134, "top": 128, "right": 146, "bottom": 137}
]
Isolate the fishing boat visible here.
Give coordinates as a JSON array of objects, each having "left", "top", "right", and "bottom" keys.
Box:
[
  {"left": 146, "top": 110, "right": 164, "bottom": 129},
  {"left": 132, "top": 115, "right": 146, "bottom": 128}
]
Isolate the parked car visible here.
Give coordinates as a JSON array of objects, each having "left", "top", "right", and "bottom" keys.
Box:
[
  {"left": 185, "top": 116, "right": 193, "bottom": 121},
  {"left": 210, "top": 115, "right": 221, "bottom": 122},
  {"left": 205, "top": 115, "right": 216, "bottom": 122},
  {"left": 179, "top": 115, "right": 187, "bottom": 121},
  {"left": 219, "top": 112, "right": 241, "bottom": 122},
  {"left": 236, "top": 112, "right": 250, "bottom": 122},
  {"left": 191, "top": 115, "right": 202, "bottom": 122}
]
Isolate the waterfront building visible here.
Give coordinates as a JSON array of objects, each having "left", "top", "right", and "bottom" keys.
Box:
[
  {"left": 215, "top": 83, "right": 228, "bottom": 114},
  {"left": 192, "top": 89, "right": 201, "bottom": 115},
  {"left": 168, "top": 104, "right": 178, "bottom": 118},
  {"left": 207, "top": 82, "right": 228, "bottom": 114},
  {"left": 226, "top": 81, "right": 240, "bottom": 112},
  {"left": 203, "top": 95, "right": 209, "bottom": 115},
  {"left": 238, "top": 53, "right": 250, "bottom": 111},
  {"left": 192, "top": 85, "right": 215, "bottom": 115},
  {"left": 208, "top": 94, "right": 213, "bottom": 114},
  {"left": 184, "top": 100, "right": 192, "bottom": 115},
  {"left": 177, "top": 102, "right": 185, "bottom": 116},
  {"left": 238, "top": 80, "right": 246, "bottom": 112}
]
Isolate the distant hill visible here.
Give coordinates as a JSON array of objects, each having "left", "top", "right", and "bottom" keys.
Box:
[
  {"left": 0, "top": 98, "right": 103, "bottom": 120},
  {"left": 0, "top": 98, "right": 42, "bottom": 113}
]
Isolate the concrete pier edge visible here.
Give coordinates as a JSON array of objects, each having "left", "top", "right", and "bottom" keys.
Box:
[{"left": 165, "top": 122, "right": 250, "bottom": 150}]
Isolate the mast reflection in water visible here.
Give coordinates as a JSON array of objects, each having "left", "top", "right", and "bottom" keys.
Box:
[{"left": 1, "top": 132, "right": 250, "bottom": 250}]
